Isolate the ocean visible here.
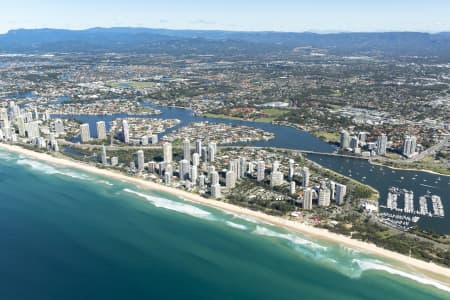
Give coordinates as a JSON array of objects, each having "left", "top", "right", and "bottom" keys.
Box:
[{"left": 0, "top": 150, "right": 448, "bottom": 300}]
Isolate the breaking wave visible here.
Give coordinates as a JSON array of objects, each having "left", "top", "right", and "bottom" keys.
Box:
[
  {"left": 16, "top": 159, "right": 90, "bottom": 180},
  {"left": 253, "top": 225, "right": 327, "bottom": 251},
  {"left": 354, "top": 259, "right": 450, "bottom": 293},
  {"left": 98, "top": 180, "right": 114, "bottom": 186},
  {"left": 123, "top": 188, "right": 216, "bottom": 221},
  {"left": 225, "top": 221, "right": 248, "bottom": 230}
]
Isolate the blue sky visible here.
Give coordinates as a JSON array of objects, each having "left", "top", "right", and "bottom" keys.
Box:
[{"left": 1, "top": 0, "right": 449, "bottom": 33}]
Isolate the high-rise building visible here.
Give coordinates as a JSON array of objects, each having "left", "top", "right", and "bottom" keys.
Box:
[
  {"left": 226, "top": 170, "right": 236, "bottom": 190},
  {"left": 272, "top": 160, "right": 280, "bottom": 173},
  {"left": 151, "top": 134, "right": 158, "bottom": 144},
  {"left": 195, "top": 140, "right": 202, "bottom": 158},
  {"left": 54, "top": 119, "right": 65, "bottom": 135},
  {"left": 229, "top": 159, "right": 240, "bottom": 180},
  {"left": 122, "top": 120, "right": 130, "bottom": 143},
  {"left": 403, "top": 135, "right": 417, "bottom": 158},
  {"left": 270, "top": 170, "right": 283, "bottom": 187},
  {"left": 183, "top": 139, "right": 191, "bottom": 161},
  {"left": 100, "top": 145, "right": 107, "bottom": 165},
  {"left": 210, "top": 171, "right": 220, "bottom": 186},
  {"left": 288, "top": 159, "right": 295, "bottom": 181},
  {"left": 96, "top": 121, "right": 107, "bottom": 140},
  {"left": 211, "top": 184, "right": 221, "bottom": 198},
  {"left": 340, "top": 130, "right": 350, "bottom": 149},
  {"left": 136, "top": 150, "right": 145, "bottom": 171},
  {"left": 192, "top": 153, "right": 200, "bottom": 167},
  {"left": 16, "top": 116, "right": 26, "bottom": 137},
  {"left": 239, "top": 157, "right": 247, "bottom": 178},
  {"left": 335, "top": 184, "right": 347, "bottom": 205},
  {"left": 163, "top": 142, "right": 172, "bottom": 163},
  {"left": 165, "top": 164, "right": 173, "bottom": 184},
  {"left": 179, "top": 159, "right": 190, "bottom": 180},
  {"left": 350, "top": 136, "right": 359, "bottom": 149},
  {"left": 198, "top": 174, "right": 206, "bottom": 188},
  {"left": 358, "top": 132, "right": 368, "bottom": 144},
  {"left": 141, "top": 135, "right": 148, "bottom": 146},
  {"left": 318, "top": 188, "right": 331, "bottom": 207},
  {"left": 208, "top": 143, "right": 216, "bottom": 162},
  {"left": 290, "top": 181, "right": 296, "bottom": 195},
  {"left": 303, "top": 188, "right": 314, "bottom": 210},
  {"left": 376, "top": 134, "right": 387, "bottom": 155},
  {"left": 301, "top": 167, "right": 310, "bottom": 187},
  {"left": 190, "top": 165, "right": 198, "bottom": 184},
  {"left": 257, "top": 160, "right": 265, "bottom": 182},
  {"left": 80, "top": 123, "right": 91, "bottom": 143},
  {"left": 200, "top": 146, "right": 207, "bottom": 162},
  {"left": 25, "top": 121, "right": 40, "bottom": 139}
]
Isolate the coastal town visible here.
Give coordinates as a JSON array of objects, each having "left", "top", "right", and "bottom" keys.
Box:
[{"left": 0, "top": 49, "right": 449, "bottom": 270}]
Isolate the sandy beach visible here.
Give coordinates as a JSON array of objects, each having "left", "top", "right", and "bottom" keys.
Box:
[{"left": 1, "top": 143, "right": 449, "bottom": 287}]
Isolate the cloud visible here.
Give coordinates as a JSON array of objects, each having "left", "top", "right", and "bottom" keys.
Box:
[{"left": 159, "top": 19, "right": 169, "bottom": 24}]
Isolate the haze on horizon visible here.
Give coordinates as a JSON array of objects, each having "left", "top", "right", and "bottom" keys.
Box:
[{"left": 1, "top": 0, "right": 449, "bottom": 34}]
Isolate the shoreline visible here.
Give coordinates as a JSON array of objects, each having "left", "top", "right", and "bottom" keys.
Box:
[{"left": 1, "top": 143, "right": 449, "bottom": 288}]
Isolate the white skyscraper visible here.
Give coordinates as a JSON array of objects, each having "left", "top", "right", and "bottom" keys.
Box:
[
  {"left": 301, "top": 167, "right": 310, "bottom": 187},
  {"left": 403, "top": 135, "right": 417, "bottom": 158},
  {"left": 192, "top": 153, "right": 200, "bottom": 167},
  {"left": 210, "top": 171, "right": 220, "bottom": 186},
  {"left": 208, "top": 143, "right": 216, "bottom": 162},
  {"left": 288, "top": 159, "right": 295, "bottom": 181},
  {"left": 163, "top": 142, "right": 173, "bottom": 163},
  {"left": 25, "top": 121, "right": 40, "bottom": 139},
  {"left": 195, "top": 139, "right": 202, "bottom": 158},
  {"left": 229, "top": 159, "right": 240, "bottom": 180},
  {"left": 100, "top": 145, "right": 107, "bottom": 165},
  {"left": 54, "top": 119, "right": 64, "bottom": 135},
  {"left": 290, "top": 181, "right": 296, "bottom": 195},
  {"left": 303, "top": 188, "right": 314, "bottom": 210},
  {"left": 183, "top": 139, "right": 191, "bottom": 161},
  {"left": 376, "top": 134, "right": 387, "bottom": 156},
  {"left": 165, "top": 164, "right": 173, "bottom": 184},
  {"left": 179, "top": 159, "right": 190, "bottom": 180},
  {"left": 318, "top": 188, "right": 331, "bottom": 207},
  {"left": 239, "top": 157, "right": 247, "bottom": 178},
  {"left": 257, "top": 160, "right": 265, "bottom": 182},
  {"left": 270, "top": 170, "right": 284, "bottom": 187},
  {"left": 136, "top": 150, "right": 145, "bottom": 171},
  {"left": 340, "top": 130, "right": 350, "bottom": 149},
  {"left": 96, "top": 121, "right": 107, "bottom": 140},
  {"left": 122, "top": 120, "right": 130, "bottom": 143},
  {"left": 226, "top": 170, "right": 236, "bottom": 190},
  {"left": 211, "top": 184, "right": 221, "bottom": 198},
  {"left": 190, "top": 165, "right": 198, "bottom": 184},
  {"left": 335, "top": 184, "right": 347, "bottom": 205},
  {"left": 272, "top": 160, "right": 280, "bottom": 173},
  {"left": 151, "top": 134, "right": 158, "bottom": 144},
  {"left": 80, "top": 123, "right": 91, "bottom": 143},
  {"left": 141, "top": 135, "right": 148, "bottom": 146}
]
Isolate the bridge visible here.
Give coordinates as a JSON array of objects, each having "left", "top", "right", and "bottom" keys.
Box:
[{"left": 219, "top": 146, "right": 370, "bottom": 160}]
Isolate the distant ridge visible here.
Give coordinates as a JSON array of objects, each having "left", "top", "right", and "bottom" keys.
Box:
[{"left": 1, "top": 27, "right": 450, "bottom": 58}]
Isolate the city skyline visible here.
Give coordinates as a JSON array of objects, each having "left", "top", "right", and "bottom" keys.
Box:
[{"left": 1, "top": 0, "right": 449, "bottom": 34}]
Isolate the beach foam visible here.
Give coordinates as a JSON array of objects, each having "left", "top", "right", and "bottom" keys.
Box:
[
  {"left": 225, "top": 221, "right": 248, "bottom": 230},
  {"left": 98, "top": 180, "right": 114, "bottom": 186},
  {"left": 123, "top": 188, "right": 216, "bottom": 221},
  {"left": 253, "top": 225, "right": 327, "bottom": 251},
  {"left": 354, "top": 259, "right": 450, "bottom": 293},
  {"left": 16, "top": 159, "right": 90, "bottom": 180}
]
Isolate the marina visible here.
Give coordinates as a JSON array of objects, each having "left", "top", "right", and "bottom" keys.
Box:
[{"left": 379, "top": 187, "right": 446, "bottom": 230}]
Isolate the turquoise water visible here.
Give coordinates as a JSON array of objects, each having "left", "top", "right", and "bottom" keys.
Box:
[{"left": 0, "top": 150, "right": 448, "bottom": 299}]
